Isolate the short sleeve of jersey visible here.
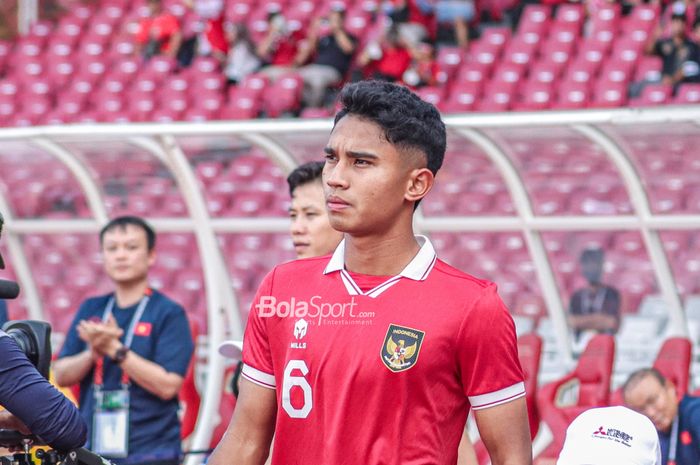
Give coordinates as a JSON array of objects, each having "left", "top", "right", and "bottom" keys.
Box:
[
  {"left": 241, "top": 269, "right": 276, "bottom": 390},
  {"left": 457, "top": 284, "right": 524, "bottom": 410}
]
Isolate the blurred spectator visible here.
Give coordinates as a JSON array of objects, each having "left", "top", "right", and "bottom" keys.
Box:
[
  {"left": 646, "top": 10, "right": 700, "bottom": 86},
  {"left": 257, "top": 10, "right": 305, "bottom": 81},
  {"left": 296, "top": 7, "right": 357, "bottom": 107},
  {"left": 382, "top": 0, "right": 435, "bottom": 46},
  {"left": 567, "top": 248, "right": 621, "bottom": 343},
  {"left": 223, "top": 23, "right": 262, "bottom": 85},
  {"left": 435, "top": 0, "right": 475, "bottom": 49},
  {"left": 134, "top": 0, "right": 183, "bottom": 60},
  {"left": 355, "top": 25, "right": 412, "bottom": 82},
  {"left": 402, "top": 41, "right": 441, "bottom": 88},
  {"left": 183, "top": 0, "right": 228, "bottom": 61},
  {"left": 623, "top": 368, "right": 700, "bottom": 465},
  {"left": 693, "top": 17, "right": 700, "bottom": 41},
  {"left": 0, "top": 300, "right": 7, "bottom": 328}
]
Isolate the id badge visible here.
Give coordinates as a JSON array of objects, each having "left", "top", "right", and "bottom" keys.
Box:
[{"left": 92, "top": 388, "right": 130, "bottom": 458}]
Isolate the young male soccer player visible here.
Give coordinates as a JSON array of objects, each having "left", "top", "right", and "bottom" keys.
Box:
[{"left": 208, "top": 81, "right": 531, "bottom": 465}]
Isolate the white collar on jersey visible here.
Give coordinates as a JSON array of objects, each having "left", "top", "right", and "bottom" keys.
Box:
[{"left": 323, "top": 235, "right": 438, "bottom": 298}]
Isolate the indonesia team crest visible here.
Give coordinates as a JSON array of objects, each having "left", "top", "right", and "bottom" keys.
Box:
[{"left": 381, "top": 324, "right": 425, "bottom": 372}]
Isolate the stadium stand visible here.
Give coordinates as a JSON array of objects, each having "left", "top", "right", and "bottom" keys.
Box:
[{"left": 0, "top": 0, "right": 699, "bottom": 462}]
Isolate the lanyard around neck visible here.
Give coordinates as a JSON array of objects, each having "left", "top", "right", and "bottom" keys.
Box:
[
  {"left": 94, "top": 291, "right": 151, "bottom": 387},
  {"left": 669, "top": 414, "right": 680, "bottom": 465}
]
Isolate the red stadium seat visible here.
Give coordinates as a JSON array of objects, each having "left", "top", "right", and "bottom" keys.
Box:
[
  {"left": 588, "top": 3, "right": 621, "bottom": 35},
  {"left": 591, "top": 80, "right": 627, "bottom": 108},
  {"left": 674, "top": 84, "right": 700, "bottom": 104},
  {"left": 436, "top": 46, "right": 465, "bottom": 81},
  {"left": 611, "top": 337, "right": 691, "bottom": 405},
  {"left": 473, "top": 333, "right": 543, "bottom": 464},
  {"left": 599, "top": 60, "right": 633, "bottom": 85},
  {"left": 540, "top": 36, "right": 574, "bottom": 68},
  {"left": 634, "top": 56, "right": 663, "bottom": 83},
  {"left": 262, "top": 72, "right": 303, "bottom": 117},
  {"left": 516, "top": 81, "right": 554, "bottom": 111},
  {"left": 477, "top": 81, "right": 517, "bottom": 112},
  {"left": 519, "top": 333, "right": 543, "bottom": 438},
  {"left": 529, "top": 59, "right": 564, "bottom": 85},
  {"left": 441, "top": 81, "right": 481, "bottom": 113},
  {"left": 180, "top": 320, "right": 201, "bottom": 440},
  {"left": 415, "top": 86, "right": 445, "bottom": 107},
  {"left": 536, "top": 334, "right": 615, "bottom": 460},
  {"left": 209, "top": 365, "right": 238, "bottom": 448},
  {"left": 630, "top": 83, "right": 672, "bottom": 107},
  {"left": 554, "top": 4, "right": 585, "bottom": 31},
  {"left": 564, "top": 57, "right": 601, "bottom": 85},
  {"left": 518, "top": 5, "right": 552, "bottom": 36}
]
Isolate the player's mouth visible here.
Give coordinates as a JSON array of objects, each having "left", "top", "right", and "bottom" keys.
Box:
[
  {"left": 326, "top": 195, "right": 350, "bottom": 212},
  {"left": 293, "top": 241, "right": 310, "bottom": 252}
]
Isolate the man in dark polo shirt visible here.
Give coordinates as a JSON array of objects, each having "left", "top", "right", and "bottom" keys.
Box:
[{"left": 54, "top": 216, "right": 193, "bottom": 465}]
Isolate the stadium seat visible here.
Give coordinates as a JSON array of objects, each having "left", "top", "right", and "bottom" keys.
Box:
[
  {"left": 520, "top": 333, "right": 544, "bottom": 438},
  {"left": 436, "top": 46, "right": 465, "bottom": 81},
  {"left": 591, "top": 80, "right": 628, "bottom": 108},
  {"left": 477, "top": 81, "right": 517, "bottom": 112},
  {"left": 554, "top": 4, "right": 585, "bottom": 31},
  {"left": 262, "top": 73, "right": 303, "bottom": 117},
  {"left": 516, "top": 81, "right": 554, "bottom": 111},
  {"left": 552, "top": 81, "right": 590, "bottom": 109},
  {"left": 629, "top": 83, "right": 672, "bottom": 107},
  {"left": 536, "top": 334, "right": 615, "bottom": 459},
  {"left": 610, "top": 336, "right": 691, "bottom": 405},
  {"left": 440, "top": 82, "right": 481, "bottom": 113},
  {"left": 674, "top": 83, "right": 700, "bottom": 104},
  {"left": 473, "top": 333, "right": 544, "bottom": 464},
  {"left": 518, "top": 5, "right": 552, "bottom": 36},
  {"left": 633, "top": 56, "right": 663, "bottom": 83},
  {"left": 180, "top": 320, "right": 201, "bottom": 440},
  {"left": 209, "top": 364, "right": 238, "bottom": 448}
]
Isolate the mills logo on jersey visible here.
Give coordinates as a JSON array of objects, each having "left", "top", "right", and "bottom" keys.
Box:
[{"left": 381, "top": 324, "right": 425, "bottom": 372}]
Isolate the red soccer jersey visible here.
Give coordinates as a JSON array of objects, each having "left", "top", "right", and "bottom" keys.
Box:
[{"left": 242, "top": 237, "right": 524, "bottom": 465}]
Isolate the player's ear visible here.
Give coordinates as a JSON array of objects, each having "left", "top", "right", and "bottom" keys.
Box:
[
  {"left": 147, "top": 249, "right": 157, "bottom": 267},
  {"left": 405, "top": 167, "right": 434, "bottom": 204}
]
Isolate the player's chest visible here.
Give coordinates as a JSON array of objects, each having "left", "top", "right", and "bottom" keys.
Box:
[{"left": 265, "top": 292, "right": 462, "bottom": 378}]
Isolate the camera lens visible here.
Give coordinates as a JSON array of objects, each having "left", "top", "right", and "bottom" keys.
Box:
[{"left": 7, "top": 328, "right": 39, "bottom": 367}]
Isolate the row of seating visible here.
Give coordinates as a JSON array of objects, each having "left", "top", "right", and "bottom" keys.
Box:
[
  {"left": 469, "top": 334, "right": 693, "bottom": 463},
  {"left": 2, "top": 1, "right": 700, "bottom": 126}
]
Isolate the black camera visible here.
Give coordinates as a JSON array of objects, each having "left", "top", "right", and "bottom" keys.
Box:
[
  {"left": 2, "top": 320, "right": 52, "bottom": 380},
  {"left": 0, "top": 214, "right": 110, "bottom": 465}
]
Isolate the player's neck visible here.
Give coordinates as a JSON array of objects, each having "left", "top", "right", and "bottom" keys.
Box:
[
  {"left": 114, "top": 279, "right": 150, "bottom": 308},
  {"left": 344, "top": 231, "right": 421, "bottom": 276}
]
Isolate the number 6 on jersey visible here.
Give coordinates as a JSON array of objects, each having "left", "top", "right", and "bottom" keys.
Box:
[{"left": 282, "top": 360, "right": 313, "bottom": 418}]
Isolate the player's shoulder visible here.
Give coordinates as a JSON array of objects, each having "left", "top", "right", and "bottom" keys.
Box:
[
  {"left": 431, "top": 259, "right": 496, "bottom": 293},
  {"left": 270, "top": 254, "right": 331, "bottom": 278}
]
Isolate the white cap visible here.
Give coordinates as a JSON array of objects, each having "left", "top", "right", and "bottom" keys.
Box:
[
  {"left": 557, "top": 406, "right": 661, "bottom": 465},
  {"left": 218, "top": 340, "right": 243, "bottom": 360}
]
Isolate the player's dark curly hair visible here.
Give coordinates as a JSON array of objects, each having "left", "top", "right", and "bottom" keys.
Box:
[
  {"left": 286, "top": 161, "right": 325, "bottom": 196},
  {"left": 333, "top": 80, "right": 446, "bottom": 177}
]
